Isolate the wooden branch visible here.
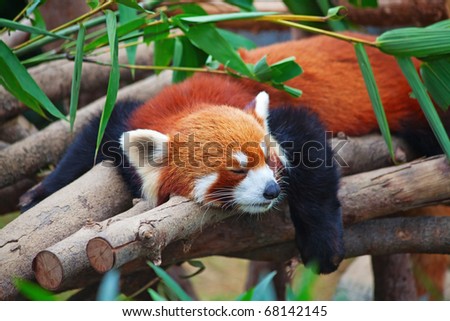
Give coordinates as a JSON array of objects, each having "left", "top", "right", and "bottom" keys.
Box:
[
  {"left": 85, "top": 156, "right": 450, "bottom": 273},
  {"left": 0, "top": 45, "right": 154, "bottom": 122},
  {"left": 332, "top": 133, "right": 415, "bottom": 176},
  {"left": 0, "top": 164, "right": 133, "bottom": 300},
  {"left": 0, "top": 71, "right": 172, "bottom": 189},
  {"left": 339, "top": 156, "right": 450, "bottom": 225},
  {"left": 0, "top": 115, "right": 37, "bottom": 143},
  {"left": 372, "top": 254, "right": 418, "bottom": 300},
  {"left": 32, "top": 200, "right": 152, "bottom": 291},
  {"left": 335, "top": 0, "right": 449, "bottom": 27}
]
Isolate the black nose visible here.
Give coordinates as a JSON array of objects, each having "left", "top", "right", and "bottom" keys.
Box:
[{"left": 263, "top": 181, "right": 280, "bottom": 200}]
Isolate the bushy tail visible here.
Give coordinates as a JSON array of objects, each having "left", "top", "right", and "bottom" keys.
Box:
[{"left": 20, "top": 100, "right": 142, "bottom": 212}]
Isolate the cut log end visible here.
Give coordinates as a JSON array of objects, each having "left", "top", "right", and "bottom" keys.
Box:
[
  {"left": 86, "top": 237, "right": 115, "bottom": 273},
  {"left": 32, "top": 251, "right": 63, "bottom": 290}
]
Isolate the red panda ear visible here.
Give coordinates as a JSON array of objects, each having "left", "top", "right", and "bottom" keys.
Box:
[
  {"left": 120, "top": 129, "right": 169, "bottom": 167},
  {"left": 244, "top": 91, "right": 270, "bottom": 133}
]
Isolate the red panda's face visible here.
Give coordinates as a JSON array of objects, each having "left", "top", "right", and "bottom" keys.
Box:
[{"left": 122, "top": 92, "right": 283, "bottom": 213}]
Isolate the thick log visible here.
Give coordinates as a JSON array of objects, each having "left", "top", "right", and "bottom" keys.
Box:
[
  {"left": 0, "top": 164, "right": 133, "bottom": 300},
  {"left": 0, "top": 115, "right": 37, "bottom": 143},
  {"left": 0, "top": 71, "right": 172, "bottom": 189},
  {"left": 372, "top": 254, "right": 418, "bottom": 300},
  {"left": 335, "top": 0, "right": 449, "bottom": 27},
  {"left": 339, "top": 156, "right": 450, "bottom": 225},
  {"left": 85, "top": 156, "right": 450, "bottom": 273},
  {"left": 32, "top": 200, "right": 152, "bottom": 291},
  {"left": 0, "top": 45, "right": 154, "bottom": 122}
]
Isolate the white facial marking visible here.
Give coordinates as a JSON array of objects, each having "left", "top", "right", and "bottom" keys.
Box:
[
  {"left": 233, "top": 164, "right": 278, "bottom": 214},
  {"left": 120, "top": 129, "right": 169, "bottom": 206},
  {"left": 193, "top": 173, "right": 218, "bottom": 204},
  {"left": 233, "top": 151, "right": 248, "bottom": 168}
]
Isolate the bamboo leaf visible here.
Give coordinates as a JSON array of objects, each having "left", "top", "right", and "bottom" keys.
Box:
[
  {"left": 354, "top": 43, "right": 395, "bottom": 160},
  {"left": 0, "top": 40, "right": 66, "bottom": 120},
  {"left": 95, "top": 10, "right": 120, "bottom": 160},
  {"left": 377, "top": 28, "right": 450, "bottom": 57},
  {"left": 14, "top": 279, "right": 57, "bottom": 301},
  {"left": 326, "top": 6, "right": 347, "bottom": 21},
  {"left": 69, "top": 24, "right": 85, "bottom": 131},
  {"left": 420, "top": 58, "right": 450, "bottom": 110},
  {"left": 148, "top": 262, "right": 192, "bottom": 301},
  {"left": 270, "top": 56, "right": 303, "bottom": 83},
  {"left": 224, "top": 0, "right": 255, "bottom": 12},
  {"left": 182, "top": 23, "right": 252, "bottom": 77},
  {"left": 96, "top": 269, "right": 120, "bottom": 301},
  {"left": 0, "top": 18, "right": 71, "bottom": 40},
  {"left": 217, "top": 28, "right": 256, "bottom": 50},
  {"left": 84, "top": 17, "right": 146, "bottom": 52},
  {"left": 148, "top": 289, "right": 167, "bottom": 301},
  {"left": 172, "top": 37, "right": 207, "bottom": 82},
  {"left": 154, "top": 38, "right": 175, "bottom": 74},
  {"left": 179, "top": 11, "right": 275, "bottom": 24},
  {"left": 250, "top": 271, "right": 277, "bottom": 301},
  {"left": 116, "top": 0, "right": 153, "bottom": 13},
  {"left": 294, "top": 265, "right": 319, "bottom": 301},
  {"left": 119, "top": 4, "right": 139, "bottom": 78},
  {"left": 26, "top": 0, "right": 46, "bottom": 17},
  {"left": 397, "top": 57, "right": 450, "bottom": 160},
  {"left": 143, "top": 19, "right": 170, "bottom": 44}
]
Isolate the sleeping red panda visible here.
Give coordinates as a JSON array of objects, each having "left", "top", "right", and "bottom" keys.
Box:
[{"left": 21, "top": 33, "right": 449, "bottom": 276}]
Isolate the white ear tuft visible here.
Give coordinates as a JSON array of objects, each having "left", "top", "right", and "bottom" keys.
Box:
[
  {"left": 254, "top": 91, "right": 270, "bottom": 121},
  {"left": 121, "top": 129, "right": 169, "bottom": 167}
]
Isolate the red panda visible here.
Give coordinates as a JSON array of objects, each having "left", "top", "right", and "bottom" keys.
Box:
[{"left": 21, "top": 33, "right": 449, "bottom": 277}]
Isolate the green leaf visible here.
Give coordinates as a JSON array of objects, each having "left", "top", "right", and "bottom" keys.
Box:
[
  {"left": 84, "top": 17, "right": 146, "bottom": 52},
  {"left": 95, "top": 10, "right": 120, "bottom": 160},
  {"left": 253, "top": 56, "right": 272, "bottom": 82},
  {"left": 183, "top": 23, "right": 252, "bottom": 77},
  {"left": 326, "top": 6, "right": 347, "bottom": 21},
  {"left": 119, "top": 4, "right": 139, "bottom": 78},
  {"left": 377, "top": 28, "right": 450, "bottom": 58},
  {"left": 294, "top": 264, "right": 319, "bottom": 301},
  {"left": 348, "top": 0, "right": 378, "bottom": 7},
  {"left": 235, "top": 288, "right": 254, "bottom": 301},
  {"left": 280, "top": 84, "right": 302, "bottom": 97},
  {"left": 217, "top": 28, "right": 256, "bottom": 50},
  {"left": 96, "top": 269, "right": 120, "bottom": 301},
  {"left": 250, "top": 271, "right": 277, "bottom": 301},
  {"left": 0, "top": 18, "right": 71, "bottom": 40},
  {"left": 154, "top": 38, "right": 175, "bottom": 74},
  {"left": 282, "top": 0, "right": 322, "bottom": 15},
  {"left": 86, "top": 0, "right": 100, "bottom": 10},
  {"left": 426, "top": 19, "right": 450, "bottom": 29},
  {"left": 180, "top": 260, "right": 205, "bottom": 279},
  {"left": 116, "top": 0, "right": 153, "bottom": 13},
  {"left": 179, "top": 11, "right": 275, "bottom": 24},
  {"left": 421, "top": 58, "right": 450, "bottom": 110},
  {"left": 354, "top": 43, "right": 395, "bottom": 160},
  {"left": 148, "top": 262, "right": 192, "bottom": 301},
  {"left": 14, "top": 278, "right": 57, "bottom": 301},
  {"left": 177, "top": 3, "right": 208, "bottom": 15},
  {"left": 397, "top": 56, "right": 450, "bottom": 160},
  {"left": 0, "top": 40, "right": 66, "bottom": 120},
  {"left": 224, "top": 0, "right": 255, "bottom": 12},
  {"left": 26, "top": 0, "right": 47, "bottom": 17},
  {"left": 172, "top": 37, "right": 207, "bottom": 82},
  {"left": 30, "top": 9, "right": 47, "bottom": 38},
  {"left": 148, "top": 288, "right": 167, "bottom": 301},
  {"left": 270, "top": 56, "right": 303, "bottom": 83},
  {"left": 69, "top": 24, "right": 85, "bottom": 131},
  {"left": 143, "top": 20, "right": 170, "bottom": 44}
]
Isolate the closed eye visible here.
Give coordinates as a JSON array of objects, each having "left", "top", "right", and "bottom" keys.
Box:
[{"left": 229, "top": 168, "right": 249, "bottom": 175}]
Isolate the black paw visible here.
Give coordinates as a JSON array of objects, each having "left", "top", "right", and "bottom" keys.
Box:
[
  {"left": 19, "top": 183, "right": 47, "bottom": 213},
  {"left": 296, "top": 227, "right": 345, "bottom": 274}
]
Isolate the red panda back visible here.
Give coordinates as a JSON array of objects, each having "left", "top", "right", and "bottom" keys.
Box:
[{"left": 130, "top": 33, "right": 425, "bottom": 136}]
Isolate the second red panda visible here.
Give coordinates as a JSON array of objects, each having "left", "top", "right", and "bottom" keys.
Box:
[{"left": 21, "top": 33, "right": 449, "bottom": 275}]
